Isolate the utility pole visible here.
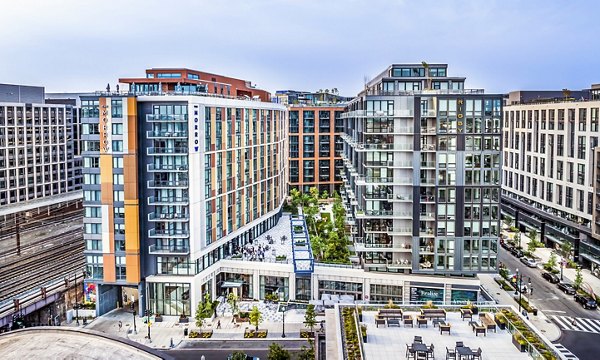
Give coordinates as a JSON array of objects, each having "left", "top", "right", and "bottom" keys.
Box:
[{"left": 15, "top": 214, "right": 21, "bottom": 256}]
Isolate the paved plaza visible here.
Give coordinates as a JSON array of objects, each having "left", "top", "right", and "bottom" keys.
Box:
[{"left": 362, "top": 310, "right": 531, "bottom": 360}]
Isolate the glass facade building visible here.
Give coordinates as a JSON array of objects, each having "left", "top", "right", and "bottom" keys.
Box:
[{"left": 341, "top": 64, "right": 502, "bottom": 276}]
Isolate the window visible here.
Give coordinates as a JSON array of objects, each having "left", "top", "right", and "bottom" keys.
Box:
[
  {"left": 114, "top": 223, "right": 125, "bottom": 235},
  {"left": 112, "top": 140, "right": 123, "bottom": 152},
  {"left": 113, "top": 157, "right": 123, "bottom": 168},
  {"left": 113, "top": 174, "right": 124, "bottom": 185},
  {"left": 85, "top": 206, "right": 101, "bottom": 218},
  {"left": 156, "top": 73, "right": 181, "bottom": 78},
  {"left": 84, "top": 190, "right": 101, "bottom": 202},
  {"left": 111, "top": 99, "right": 123, "bottom": 118},
  {"left": 83, "top": 157, "right": 100, "bottom": 168},
  {"left": 577, "top": 164, "right": 585, "bottom": 185},
  {"left": 114, "top": 206, "right": 125, "bottom": 219},
  {"left": 188, "top": 73, "right": 199, "bottom": 80},
  {"left": 113, "top": 190, "right": 124, "bottom": 202},
  {"left": 116, "top": 256, "right": 126, "bottom": 280},
  {"left": 85, "top": 223, "right": 101, "bottom": 234},
  {"left": 112, "top": 123, "right": 123, "bottom": 135}
]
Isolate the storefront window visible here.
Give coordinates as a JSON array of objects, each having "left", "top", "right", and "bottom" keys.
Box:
[
  {"left": 260, "top": 276, "right": 289, "bottom": 300},
  {"left": 216, "top": 272, "right": 253, "bottom": 299},
  {"left": 295, "top": 276, "right": 311, "bottom": 301},
  {"left": 369, "top": 284, "right": 403, "bottom": 302},
  {"left": 318, "top": 280, "right": 363, "bottom": 300},
  {"left": 409, "top": 286, "right": 444, "bottom": 304},
  {"left": 450, "top": 289, "right": 477, "bottom": 304},
  {"left": 149, "top": 282, "right": 190, "bottom": 316}
]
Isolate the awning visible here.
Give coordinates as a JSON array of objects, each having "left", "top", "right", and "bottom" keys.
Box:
[{"left": 221, "top": 281, "right": 244, "bottom": 288}]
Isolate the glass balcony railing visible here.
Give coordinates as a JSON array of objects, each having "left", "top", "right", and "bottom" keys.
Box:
[
  {"left": 146, "top": 114, "right": 188, "bottom": 122},
  {"left": 146, "top": 130, "right": 188, "bottom": 138},
  {"left": 148, "top": 196, "right": 189, "bottom": 205},
  {"left": 147, "top": 147, "right": 188, "bottom": 155},
  {"left": 148, "top": 213, "right": 189, "bottom": 221},
  {"left": 148, "top": 228, "right": 189, "bottom": 238},
  {"left": 148, "top": 244, "right": 190, "bottom": 255},
  {"left": 147, "top": 164, "right": 188, "bottom": 172},
  {"left": 147, "top": 180, "right": 189, "bottom": 188}
]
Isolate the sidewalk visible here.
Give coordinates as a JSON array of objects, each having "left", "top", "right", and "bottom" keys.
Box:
[
  {"left": 78, "top": 307, "right": 318, "bottom": 349},
  {"left": 479, "top": 273, "right": 561, "bottom": 341},
  {"left": 511, "top": 229, "right": 600, "bottom": 293}
]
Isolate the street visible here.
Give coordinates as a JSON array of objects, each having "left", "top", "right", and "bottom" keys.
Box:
[
  {"left": 165, "top": 349, "right": 302, "bottom": 360},
  {"left": 498, "top": 247, "right": 600, "bottom": 360},
  {"left": 165, "top": 339, "right": 306, "bottom": 360}
]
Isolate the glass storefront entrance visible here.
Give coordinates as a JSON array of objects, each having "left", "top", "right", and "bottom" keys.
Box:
[{"left": 149, "top": 282, "right": 190, "bottom": 316}]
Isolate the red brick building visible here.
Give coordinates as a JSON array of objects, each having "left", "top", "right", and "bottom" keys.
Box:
[{"left": 119, "top": 68, "right": 271, "bottom": 102}]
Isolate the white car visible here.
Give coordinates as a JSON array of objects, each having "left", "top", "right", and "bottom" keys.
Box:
[{"left": 520, "top": 257, "right": 537, "bottom": 268}]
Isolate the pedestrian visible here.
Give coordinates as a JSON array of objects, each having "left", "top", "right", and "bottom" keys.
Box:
[
  {"left": 572, "top": 318, "right": 577, "bottom": 327},
  {"left": 118, "top": 320, "right": 122, "bottom": 332},
  {"left": 217, "top": 320, "right": 221, "bottom": 329},
  {"left": 201, "top": 355, "right": 206, "bottom": 360}
]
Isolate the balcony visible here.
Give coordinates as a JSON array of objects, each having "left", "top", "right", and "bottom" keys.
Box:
[
  {"left": 148, "top": 244, "right": 190, "bottom": 255},
  {"left": 420, "top": 177, "right": 436, "bottom": 186},
  {"left": 420, "top": 212, "right": 435, "bottom": 220},
  {"left": 340, "top": 109, "right": 414, "bottom": 119},
  {"left": 355, "top": 210, "right": 412, "bottom": 218},
  {"left": 146, "top": 114, "right": 188, "bottom": 122},
  {"left": 354, "top": 143, "right": 414, "bottom": 151},
  {"left": 148, "top": 229, "right": 189, "bottom": 238},
  {"left": 147, "top": 164, "right": 188, "bottom": 172},
  {"left": 420, "top": 144, "right": 436, "bottom": 151},
  {"left": 420, "top": 195, "right": 435, "bottom": 203},
  {"left": 420, "top": 161, "right": 436, "bottom": 168},
  {"left": 387, "top": 260, "right": 412, "bottom": 269},
  {"left": 148, "top": 196, "right": 189, "bottom": 205},
  {"left": 147, "top": 147, "right": 188, "bottom": 155},
  {"left": 148, "top": 213, "right": 189, "bottom": 222},
  {"left": 147, "top": 180, "right": 189, "bottom": 188},
  {"left": 146, "top": 130, "right": 188, "bottom": 139},
  {"left": 357, "top": 176, "right": 412, "bottom": 185}
]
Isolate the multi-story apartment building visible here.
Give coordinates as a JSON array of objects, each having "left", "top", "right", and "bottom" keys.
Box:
[
  {"left": 502, "top": 88, "right": 600, "bottom": 278},
  {"left": 341, "top": 64, "right": 502, "bottom": 276},
  {"left": 0, "top": 83, "right": 82, "bottom": 206},
  {"left": 288, "top": 105, "right": 345, "bottom": 194},
  {"left": 274, "top": 90, "right": 351, "bottom": 106},
  {"left": 81, "top": 69, "right": 287, "bottom": 315},
  {"left": 119, "top": 68, "right": 271, "bottom": 102}
]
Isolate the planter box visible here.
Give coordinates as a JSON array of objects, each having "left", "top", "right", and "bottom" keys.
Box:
[
  {"left": 300, "top": 330, "right": 315, "bottom": 339},
  {"left": 244, "top": 329, "right": 268, "bottom": 338},
  {"left": 512, "top": 336, "right": 527, "bottom": 352}
]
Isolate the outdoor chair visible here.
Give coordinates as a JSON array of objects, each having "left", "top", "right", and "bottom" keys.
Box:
[
  {"left": 406, "top": 344, "right": 416, "bottom": 359},
  {"left": 472, "top": 348, "right": 482, "bottom": 360},
  {"left": 446, "top": 347, "right": 457, "bottom": 360},
  {"left": 455, "top": 341, "right": 464, "bottom": 348},
  {"left": 414, "top": 336, "right": 423, "bottom": 343},
  {"left": 426, "top": 344, "right": 434, "bottom": 360}
]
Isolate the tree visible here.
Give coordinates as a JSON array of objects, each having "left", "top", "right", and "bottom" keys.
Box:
[
  {"left": 421, "top": 61, "right": 431, "bottom": 90},
  {"left": 249, "top": 305, "right": 263, "bottom": 332},
  {"left": 304, "top": 304, "right": 317, "bottom": 333},
  {"left": 528, "top": 229, "right": 538, "bottom": 243},
  {"left": 320, "top": 190, "right": 329, "bottom": 200},
  {"left": 574, "top": 266, "right": 583, "bottom": 289},
  {"left": 268, "top": 342, "right": 291, "bottom": 360},
  {"left": 561, "top": 241, "right": 573, "bottom": 260},
  {"left": 310, "top": 234, "right": 326, "bottom": 260},
  {"left": 195, "top": 293, "right": 218, "bottom": 328},
  {"left": 547, "top": 251, "right": 558, "bottom": 270},
  {"left": 503, "top": 215, "right": 514, "bottom": 228},
  {"left": 527, "top": 238, "right": 537, "bottom": 254},
  {"left": 562, "top": 88, "right": 572, "bottom": 100},
  {"left": 229, "top": 351, "right": 248, "bottom": 360},
  {"left": 297, "top": 340, "right": 315, "bottom": 360},
  {"left": 227, "top": 292, "right": 239, "bottom": 316}
]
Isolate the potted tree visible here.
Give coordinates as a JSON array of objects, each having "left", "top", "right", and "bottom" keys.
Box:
[
  {"left": 357, "top": 306, "right": 363, "bottom": 322},
  {"left": 302, "top": 304, "right": 317, "bottom": 338}
]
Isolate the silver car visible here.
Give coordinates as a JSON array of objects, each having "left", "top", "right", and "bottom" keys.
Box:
[{"left": 520, "top": 257, "right": 537, "bottom": 268}]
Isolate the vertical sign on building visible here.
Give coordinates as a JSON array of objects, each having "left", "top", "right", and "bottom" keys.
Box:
[
  {"left": 457, "top": 98, "right": 464, "bottom": 133},
  {"left": 193, "top": 105, "right": 200, "bottom": 152}
]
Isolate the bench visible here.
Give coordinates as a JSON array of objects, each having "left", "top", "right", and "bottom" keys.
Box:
[
  {"left": 387, "top": 318, "right": 401, "bottom": 327},
  {"left": 420, "top": 308, "right": 447, "bottom": 320},
  {"left": 479, "top": 313, "right": 497, "bottom": 332},
  {"left": 377, "top": 309, "right": 404, "bottom": 319},
  {"left": 439, "top": 323, "right": 451, "bottom": 335},
  {"left": 403, "top": 315, "right": 414, "bottom": 327},
  {"left": 460, "top": 308, "right": 473, "bottom": 321},
  {"left": 470, "top": 321, "right": 486, "bottom": 336}
]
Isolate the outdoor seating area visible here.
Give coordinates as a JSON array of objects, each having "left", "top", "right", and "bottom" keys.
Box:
[{"left": 361, "top": 309, "right": 531, "bottom": 360}]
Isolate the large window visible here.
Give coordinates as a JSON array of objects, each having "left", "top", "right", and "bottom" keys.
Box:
[
  {"left": 260, "top": 276, "right": 289, "bottom": 301},
  {"left": 149, "top": 282, "right": 190, "bottom": 316}
]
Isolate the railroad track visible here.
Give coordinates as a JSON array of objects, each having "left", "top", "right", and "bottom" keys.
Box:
[
  {"left": 0, "top": 230, "right": 85, "bottom": 302},
  {"left": 0, "top": 210, "right": 83, "bottom": 244},
  {"left": 0, "top": 228, "right": 82, "bottom": 268}
]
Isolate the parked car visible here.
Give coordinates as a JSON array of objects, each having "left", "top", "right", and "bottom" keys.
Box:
[
  {"left": 542, "top": 272, "right": 560, "bottom": 283},
  {"left": 520, "top": 257, "right": 537, "bottom": 268},
  {"left": 227, "top": 355, "right": 260, "bottom": 360},
  {"left": 574, "top": 294, "right": 598, "bottom": 310},
  {"left": 510, "top": 247, "right": 524, "bottom": 258},
  {"left": 557, "top": 282, "right": 576, "bottom": 295}
]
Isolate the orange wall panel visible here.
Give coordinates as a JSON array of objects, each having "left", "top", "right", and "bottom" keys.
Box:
[
  {"left": 103, "top": 255, "right": 116, "bottom": 283},
  {"left": 125, "top": 254, "right": 140, "bottom": 283}
]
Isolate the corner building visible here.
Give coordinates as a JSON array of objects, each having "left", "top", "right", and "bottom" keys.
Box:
[
  {"left": 341, "top": 64, "right": 502, "bottom": 275},
  {"left": 81, "top": 79, "right": 286, "bottom": 315}
]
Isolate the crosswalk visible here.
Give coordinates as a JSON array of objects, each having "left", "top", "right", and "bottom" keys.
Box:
[
  {"left": 550, "top": 315, "right": 600, "bottom": 333},
  {"left": 553, "top": 344, "right": 579, "bottom": 360}
]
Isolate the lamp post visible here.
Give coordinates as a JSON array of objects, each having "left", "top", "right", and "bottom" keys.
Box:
[
  {"left": 515, "top": 268, "right": 523, "bottom": 313},
  {"left": 133, "top": 309, "right": 137, "bottom": 334},
  {"left": 560, "top": 258, "right": 564, "bottom": 281},
  {"left": 528, "top": 278, "right": 532, "bottom": 295},
  {"left": 281, "top": 304, "right": 288, "bottom": 338},
  {"left": 145, "top": 284, "right": 152, "bottom": 342}
]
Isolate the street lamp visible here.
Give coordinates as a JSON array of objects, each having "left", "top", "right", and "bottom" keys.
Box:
[
  {"left": 515, "top": 268, "right": 523, "bottom": 313},
  {"left": 528, "top": 278, "right": 532, "bottom": 295},
  {"left": 281, "top": 304, "right": 288, "bottom": 338},
  {"left": 133, "top": 309, "right": 137, "bottom": 334},
  {"left": 560, "top": 257, "right": 565, "bottom": 281}
]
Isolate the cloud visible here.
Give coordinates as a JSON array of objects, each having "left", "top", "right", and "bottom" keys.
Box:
[{"left": 0, "top": 0, "right": 598, "bottom": 95}]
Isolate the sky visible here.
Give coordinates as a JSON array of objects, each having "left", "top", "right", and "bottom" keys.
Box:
[{"left": 0, "top": 0, "right": 598, "bottom": 96}]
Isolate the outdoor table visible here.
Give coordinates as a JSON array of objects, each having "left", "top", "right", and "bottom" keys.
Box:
[
  {"left": 456, "top": 346, "right": 474, "bottom": 360},
  {"left": 412, "top": 342, "right": 428, "bottom": 357}
]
